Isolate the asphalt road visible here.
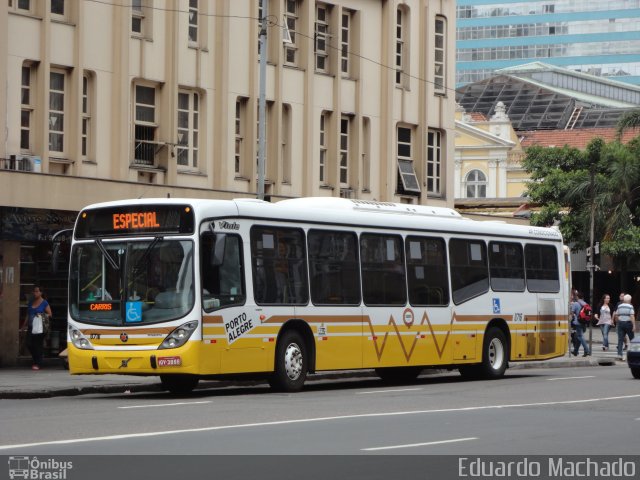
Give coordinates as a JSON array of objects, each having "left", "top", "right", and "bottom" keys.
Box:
[{"left": 1, "top": 365, "right": 638, "bottom": 455}]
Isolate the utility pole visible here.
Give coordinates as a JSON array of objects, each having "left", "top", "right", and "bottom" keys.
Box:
[
  {"left": 257, "top": 0, "right": 268, "bottom": 200},
  {"left": 588, "top": 163, "right": 596, "bottom": 353}
]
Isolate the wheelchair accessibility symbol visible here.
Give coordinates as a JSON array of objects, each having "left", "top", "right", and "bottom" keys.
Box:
[
  {"left": 492, "top": 298, "right": 501, "bottom": 314},
  {"left": 126, "top": 301, "right": 142, "bottom": 323}
]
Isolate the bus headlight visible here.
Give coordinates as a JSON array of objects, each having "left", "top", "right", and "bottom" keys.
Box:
[
  {"left": 69, "top": 326, "right": 94, "bottom": 350},
  {"left": 159, "top": 321, "right": 198, "bottom": 350}
]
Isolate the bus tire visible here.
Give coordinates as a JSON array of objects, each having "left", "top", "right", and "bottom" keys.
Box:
[
  {"left": 270, "top": 330, "right": 308, "bottom": 392},
  {"left": 375, "top": 367, "right": 422, "bottom": 384},
  {"left": 477, "top": 327, "right": 508, "bottom": 379},
  {"left": 160, "top": 374, "right": 199, "bottom": 394}
]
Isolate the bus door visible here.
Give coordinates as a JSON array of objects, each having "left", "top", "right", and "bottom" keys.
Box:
[
  {"left": 523, "top": 244, "right": 565, "bottom": 358},
  {"left": 201, "top": 226, "right": 267, "bottom": 374}
]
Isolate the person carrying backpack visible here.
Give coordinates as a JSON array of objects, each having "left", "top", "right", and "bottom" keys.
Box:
[{"left": 571, "top": 291, "right": 591, "bottom": 357}]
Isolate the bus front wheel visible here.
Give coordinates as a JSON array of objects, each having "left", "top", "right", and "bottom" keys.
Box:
[
  {"left": 160, "top": 374, "right": 199, "bottom": 394},
  {"left": 269, "top": 330, "right": 308, "bottom": 392}
]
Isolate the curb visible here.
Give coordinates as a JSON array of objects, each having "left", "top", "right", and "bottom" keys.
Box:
[{"left": 0, "top": 359, "right": 624, "bottom": 399}]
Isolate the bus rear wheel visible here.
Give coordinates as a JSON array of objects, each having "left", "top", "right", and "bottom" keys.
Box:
[
  {"left": 375, "top": 367, "right": 422, "bottom": 384},
  {"left": 459, "top": 327, "right": 508, "bottom": 380},
  {"left": 269, "top": 330, "right": 308, "bottom": 392},
  {"left": 479, "top": 327, "right": 508, "bottom": 379},
  {"left": 160, "top": 374, "right": 199, "bottom": 394}
]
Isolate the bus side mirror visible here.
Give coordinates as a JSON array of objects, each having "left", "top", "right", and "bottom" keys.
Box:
[
  {"left": 51, "top": 228, "right": 72, "bottom": 274},
  {"left": 211, "top": 234, "right": 227, "bottom": 266}
]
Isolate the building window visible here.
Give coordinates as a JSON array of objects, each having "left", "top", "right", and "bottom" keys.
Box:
[
  {"left": 16, "top": 0, "right": 32, "bottom": 13},
  {"left": 282, "top": 104, "right": 291, "bottom": 183},
  {"left": 339, "top": 115, "right": 350, "bottom": 186},
  {"left": 49, "top": 71, "right": 66, "bottom": 154},
  {"left": 20, "top": 64, "right": 35, "bottom": 151},
  {"left": 133, "top": 84, "right": 157, "bottom": 166},
  {"left": 434, "top": 16, "right": 446, "bottom": 94},
  {"left": 132, "top": 0, "right": 144, "bottom": 35},
  {"left": 362, "top": 116, "right": 370, "bottom": 191},
  {"left": 315, "top": 3, "right": 330, "bottom": 73},
  {"left": 81, "top": 74, "right": 92, "bottom": 159},
  {"left": 397, "top": 126, "right": 420, "bottom": 194},
  {"left": 319, "top": 112, "right": 328, "bottom": 184},
  {"left": 427, "top": 129, "right": 441, "bottom": 195},
  {"left": 51, "top": 0, "right": 64, "bottom": 16},
  {"left": 284, "top": 0, "right": 299, "bottom": 66},
  {"left": 395, "top": 7, "right": 407, "bottom": 86},
  {"left": 188, "top": 0, "right": 198, "bottom": 43},
  {"left": 341, "top": 10, "right": 352, "bottom": 76},
  {"left": 465, "top": 169, "right": 487, "bottom": 198},
  {"left": 235, "top": 97, "right": 247, "bottom": 177},
  {"left": 177, "top": 91, "right": 199, "bottom": 169}
]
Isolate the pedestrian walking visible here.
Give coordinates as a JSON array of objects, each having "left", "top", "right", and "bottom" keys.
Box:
[
  {"left": 614, "top": 292, "right": 630, "bottom": 351},
  {"left": 571, "top": 291, "right": 590, "bottom": 357},
  {"left": 613, "top": 294, "right": 635, "bottom": 360},
  {"left": 594, "top": 294, "right": 614, "bottom": 351},
  {"left": 19, "top": 285, "right": 53, "bottom": 370}
]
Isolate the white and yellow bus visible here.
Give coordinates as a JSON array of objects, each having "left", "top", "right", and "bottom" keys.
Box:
[{"left": 67, "top": 197, "right": 569, "bottom": 393}]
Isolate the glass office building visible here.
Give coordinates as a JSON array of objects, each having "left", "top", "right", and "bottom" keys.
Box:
[{"left": 456, "top": 0, "right": 640, "bottom": 86}]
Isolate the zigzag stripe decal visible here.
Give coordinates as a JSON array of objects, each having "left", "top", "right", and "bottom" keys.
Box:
[{"left": 365, "top": 310, "right": 457, "bottom": 361}]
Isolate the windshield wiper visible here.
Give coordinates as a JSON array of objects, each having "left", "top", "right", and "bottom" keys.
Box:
[
  {"left": 132, "top": 236, "right": 164, "bottom": 275},
  {"left": 95, "top": 239, "right": 120, "bottom": 270}
]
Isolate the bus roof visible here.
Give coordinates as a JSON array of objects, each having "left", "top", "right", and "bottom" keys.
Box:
[{"left": 79, "top": 197, "right": 563, "bottom": 242}]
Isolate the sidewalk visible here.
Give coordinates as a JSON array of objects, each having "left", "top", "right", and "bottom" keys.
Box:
[{"left": 0, "top": 326, "right": 626, "bottom": 399}]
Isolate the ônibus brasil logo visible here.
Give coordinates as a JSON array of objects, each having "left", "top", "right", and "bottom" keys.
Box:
[{"left": 8, "top": 456, "right": 73, "bottom": 479}]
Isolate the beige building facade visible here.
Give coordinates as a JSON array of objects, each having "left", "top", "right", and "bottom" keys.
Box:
[{"left": 0, "top": 0, "right": 456, "bottom": 366}]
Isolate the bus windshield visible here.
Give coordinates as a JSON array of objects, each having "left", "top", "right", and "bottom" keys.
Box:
[{"left": 69, "top": 239, "right": 194, "bottom": 325}]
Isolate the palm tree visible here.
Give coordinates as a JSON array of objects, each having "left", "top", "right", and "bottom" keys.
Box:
[{"left": 616, "top": 109, "right": 640, "bottom": 139}]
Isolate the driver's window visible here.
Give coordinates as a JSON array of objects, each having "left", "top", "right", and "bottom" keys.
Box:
[{"left": 201, "top": 233, "right": 246, "bottom": 311}]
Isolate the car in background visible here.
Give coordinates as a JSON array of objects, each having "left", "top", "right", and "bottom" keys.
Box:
[{"left": 627, "top": 337, "right": 640, "bottom": 378}]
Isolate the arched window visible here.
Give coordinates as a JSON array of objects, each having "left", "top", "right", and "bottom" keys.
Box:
[{"left": 465, "top": 169, "right": 487, "bottom": 198}]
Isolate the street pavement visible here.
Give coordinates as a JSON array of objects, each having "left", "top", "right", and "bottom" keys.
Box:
[{"left": 0, "top": 325, "right": 629, "bottom": 399}]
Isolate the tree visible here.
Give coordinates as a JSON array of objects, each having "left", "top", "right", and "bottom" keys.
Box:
[
  {"left": 616, "top": 109, "right": 640, "bottom": 139},
  {"left": 522, "top": 136, "right": 640, "bottom": 285}
]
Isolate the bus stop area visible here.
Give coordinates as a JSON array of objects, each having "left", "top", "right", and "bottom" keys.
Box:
[{"left": 0, "top": 326, "right": 627, "bottom": 400}]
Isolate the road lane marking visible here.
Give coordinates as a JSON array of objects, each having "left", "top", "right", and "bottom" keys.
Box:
[
  {"left": 547, "top": 376, "right": 595, "bottom": 381},
  {"left": 363, "top": 437, "right": 477, "bottom": 451},
  {"left": 118, "top": 401, "right": 212, "bottom": 409},
  {"left": 356, "top": 388, "right": 422, "bottom": 395},
  {"left": 2, "top": 393, "right": 640, "bottom": 450}
]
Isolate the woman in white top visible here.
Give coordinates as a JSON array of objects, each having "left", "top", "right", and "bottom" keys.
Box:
[{"left": 595, "top": 294, "right": 613, "bottom": 351}]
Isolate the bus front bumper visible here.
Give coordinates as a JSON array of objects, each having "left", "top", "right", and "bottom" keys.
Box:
[{"left": 67, "top": 341, "right": 201, "bottom": 375}]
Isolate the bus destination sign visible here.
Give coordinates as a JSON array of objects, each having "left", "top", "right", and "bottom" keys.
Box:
[{"left": 75, "top": 204, "right": 195, "bottom": 238}]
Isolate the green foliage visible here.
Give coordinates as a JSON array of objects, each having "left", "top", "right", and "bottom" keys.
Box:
[
  {"left": 523, "top": 136, "right": 640, "bottom": 259},
  {"left": 601, "top": 226, "right": 640, "bottom": 257}
]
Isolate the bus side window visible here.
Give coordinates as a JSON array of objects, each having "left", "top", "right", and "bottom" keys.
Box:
[
  {"left": 360, "top": 233, "right": 406, "bottom": 306},
  {"left": 449, "top": 238, "right": 489, "bottom": 305},
  {"left": 406, "top": 236, "right": 449, "bottom": 306},
  {"left": 308, "top": 229, "right": 361, "bottom": 305},
  {"left": 250, "top": 226, "right": 309, "bottom": 305},
  {"left": 524, "top": 244, "right": 560, "bottom": 293},
  {"left": 200, "top": 232, "right": 245, "bottom": 310}
]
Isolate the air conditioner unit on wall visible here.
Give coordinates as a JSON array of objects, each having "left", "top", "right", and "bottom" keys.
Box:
[{"left": 3, "top": 155, "right": 41, "bottom": 172}]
